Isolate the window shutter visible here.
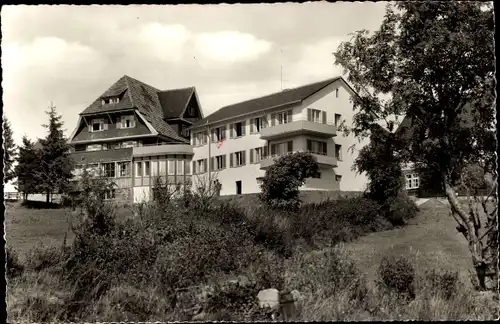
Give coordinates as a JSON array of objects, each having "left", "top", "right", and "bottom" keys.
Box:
[
  {"left": 322, "top": 111, "right": 327, "bottom": 124},
  {"left": 241, "top": 121, "right": 246, "bottom": 136},
  {"left": 88, "top": 123, "right": 92, "bottom": 132},
  {"left": 230, "top": 153, "right": 234, "bottom": 167},
  {"left": 193, "top": 161, "right": 197, "bottom": 174},
  {"left": 204, "top": 159, "right": 208, "bottom": 172},
  {"left": 221, "top": 126, "right": 226, "bottom": 140},
  {"left": 223, "top": 155, "right": 227, "bottom": 169},
  {"left": 271, "top": 113, "right": 276, "bottom": 126},
  {"left": 322, "top": 142, "right": 327, "bottom": 154},
  {"left": 287, "top": 141, "right": 293, "bottom": 153},
  {"left": 287, "top": 110, "right": 292, "bottom": 122},
  {"left": 307, "top": 109, "right": 312, "bottom": 122},
  {"left": 210, "top": 157, "right": 214, "bottom": 170},
  {"left": 250, "top": 119, "right": 254, "bottom": 134},
  {"left": 211, "top": 129, "right": 215, "bottom": 142},
  {"left": 103, "top": 121, "right": 108, "bottom": 130},
  {"left": 230, "top": 124, "right": 235, "bottom": 138},
  {"left": 271, "top": 144, "right": 276, "bottom": 156},
  {"left": 263, "top": 146, "right": 268, "bottom": 158},
  {"left": 116, "top": 118, "right": 121, "bottom": 129},
  {"left": 262, "top": 116, "right": 268, "bottom": 128},
  {"left": 242, "top": 150, "right": 246, "bottom": 165},
  {"left": 131, "top": 116, "right": 136, "bottom": 128},
  {"left": 307, "top": 140, "right": 312, "bottom": 152},
  {"left": 250, "top": 148, "right": 254, "bottom": 164}
]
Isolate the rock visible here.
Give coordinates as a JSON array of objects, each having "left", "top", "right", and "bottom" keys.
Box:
[{"left": 257, "top": 288, "right": 280, "bottom": 309}]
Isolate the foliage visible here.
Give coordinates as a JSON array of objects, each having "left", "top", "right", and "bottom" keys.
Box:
[
  {"left": 36, "top": 105, "right": 74, "bottom": 203},
  {"left": 334, "top": 1, "right": 496, "bottom": 290},
  {"left": 14, "top": 136, "right": 40, "bottom": 198},
  {"left": 6, "top": 246, "right": 24, "bottom": 279},
  {"left": 258, "top": 152, "right": 319, "bottom": 210},
  {"left": 421, "top": 269, "right": 459, "bottom": 300},
  {"left": 3, "top": 115, "right": 17, "bottom": 182},
  {"left": 383, "top": 192, "right": 419, "bottom": 226},
  {"left": 377, "top": 255, "right": 415, "bottom": 301},
  {"left": 355, "top": 124, "right": 404, "bottom": 205}
]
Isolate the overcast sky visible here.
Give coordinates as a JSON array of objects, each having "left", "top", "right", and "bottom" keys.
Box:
[{"left": 2, "top": 3, "right": 387, "bottom": 146}]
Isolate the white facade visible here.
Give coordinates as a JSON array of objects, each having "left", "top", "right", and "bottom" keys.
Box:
[{"left": 191, "top": 79, "right": 369, "bottom": 195}]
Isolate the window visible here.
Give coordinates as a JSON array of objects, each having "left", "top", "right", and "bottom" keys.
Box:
[
  {"left": 312, "top": 172, "right": 322, "bottom": 179},
  {"left": 184, "top": 159, "right": 191, "bottom": 175},
  {"left": 180, "top": 125, "right": 190, "bottom": 138},
  {"left": 151, "top": 161, "right": 158, "bottom": 177},
  {"left": 87, "top": 144, "right": 102, "bottom": 151},
  {"left": 122, "top": 141, "right": 137, "bottom": 148},
  {"left": 250, "top": 146, "right": 268, "bottom": 163},
  {"left": 120, "top": 115, "right": 135, "bottom": 129},
  {"left": 307, "top": 109, "right": 325, "bottom": 123},
  {"left": 168, "top": 159, "right": 176, "bottom": 175},
  {"left": 230, "top": 151, "right": 246, "bottom": 167},
  {"left": 117, "top": 162, "right": 131, "bottom": 177},
  {"left": 177, "top": 160, "right": 184, "bottom": 175},
  {"left": 307, "top": 140, "right": 327, "bottom": 155},
  {"left": 275, "top": 110, "right": 292, "bottom": 125},
  {"left": 90, "top": 119, "right": 106, "bottom": 132},
  {"left": 87, "top": 164, "right": 99, "bottom": 176},
  {"left": 102, "top": 163, "right": 115, "bottom": 178},
  {"left": 335, "top": 144, "right": 342, "bottom": 160},
  {"left": 136, "top": 162, "right": 142, "bottom": 177},
  {"left": 251, "top": 117, "right": 267, "bottom": 133},
  {"left": 334, "top": 114, "right": 342, "bottom": 127},
  {"left": 336, "top": 88, "right": 339, "bottom": 98},
  {"left": 159, "top": 160, "right": 167, "bottom": 175},
  {"left": 195, "top": 131, "right": 207, "bottom": 145},
  {"left": 195, "top": 159, "right": 207, "bottom": 174},
  {"left": 270, "top": 141, "right": 293, "bottom": 157},
  {"left": 102, "top": 97, "right": 120, "bottom": 105},
  {"left": 212, "top": 155, "right": 226, "bottom": 171},
  {"left": 75, "top": 145, "right": 86, "bottom": 152},
  {"left": 335, "top": 175, "right": 342, "bottom": 182},
  {"left": 406, "top": 174, "right": 420, "bottom": 189},
  {"left": 144, "top": 161, "right": 150, "bottom": 177},
  {"left": 212, "top": 126, "right": 226, "bottom": 142},
  {"left": 104, "top": 189, "right": 116, "bottom": 200},
  {"left": 230, "top": 121, "right": 246, "bottom": 138}
]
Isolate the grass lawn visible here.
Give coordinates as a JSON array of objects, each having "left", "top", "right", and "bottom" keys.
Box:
[{"left": 343, "top": 198, "right": 482, "bottom": 288}]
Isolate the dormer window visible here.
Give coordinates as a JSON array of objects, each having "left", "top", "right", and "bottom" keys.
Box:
[
  {"left": 89, "top": 118, "right": 107, "bottom": 132},
  {"left": 117, "top": 115, "right": 135, "bottom": 129},
  {"left": 101, "top": 97, "right": 120, "bottom": 105}
]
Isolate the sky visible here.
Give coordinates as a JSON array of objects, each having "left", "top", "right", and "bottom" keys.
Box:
[{"left": 2, "top": 3, "right": 388, "bottom": 148}]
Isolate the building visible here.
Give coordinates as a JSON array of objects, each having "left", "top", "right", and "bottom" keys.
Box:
[
  {"left": 189, "top": 77, "right": 370, "bottom": 196},
  {"left": 68, "top": 75, "right": 204, "bottom": 203}
]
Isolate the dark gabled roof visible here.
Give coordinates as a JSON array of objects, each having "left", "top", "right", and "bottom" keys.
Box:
[
  {"left": 79, "top": 75, "right": 191, "bottom": 143},
  {"left": 191, "top": 76, "right": 342, "bottom": 128},
  {"left": 157, "top": 87, "right": 195, "bottom": 119}
]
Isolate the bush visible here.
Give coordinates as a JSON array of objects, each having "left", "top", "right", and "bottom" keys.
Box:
[
  {"left": 383, "top": 193, "right": 419, "bottom": 226},
  {"left": 377, "top": 255, "right": 415, "bottom": 300},
  {"left": 25, "top": 244, "right": 65, "bottom": 273},
  {"left": 6, "top": 247, "right": 24, "bottom": 278},
  {"left": 421, "top": 269, "right": 459, "bottom": 299}
]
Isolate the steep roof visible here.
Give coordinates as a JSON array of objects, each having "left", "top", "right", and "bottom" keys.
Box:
[
  {"left": 192, "top": 76, "right": 342, "bottom": 128},
  {"left": 79, "top": 75, "right": 192, "bottom": 143},
  {"left": 157, "top": 87, "right": 195, "bottom": 119}
]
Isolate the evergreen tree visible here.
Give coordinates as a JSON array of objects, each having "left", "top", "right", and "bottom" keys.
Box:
[
  {"left": 14, "top": 136, "right": 39, "bottom": 200},
  {"left": 36, "top": 105, "right": 74, "bottom": 203},
  {"left": 3, "top": 115, "right": 17, "bottom": 183}
]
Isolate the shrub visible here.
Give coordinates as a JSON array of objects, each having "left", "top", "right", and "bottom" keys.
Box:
[
  {"left": 377, "top": 255, "right": 415, "bottom": 300},
  {"left": 6, "top": 247, "right": 24, "bottom": 278},
  {"left": 25, "top": 244, "right": 65, "bottom": 273},
  {"left": 259, "top": 152, "right": 319, "bottom": 210},
  {"left": 383, "top": 193, "right": 419, "bottom": 226},
  {"left": 421, "top": 268, "right": 459, "bottom": 299}
]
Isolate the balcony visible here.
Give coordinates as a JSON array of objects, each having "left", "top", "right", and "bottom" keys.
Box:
[
  {"left": 260, "top": 119, "right": 337, "bottom": 140},
  {"left": 259, "top": 151, "right": 337, "bottom": 169},
  {"left": 132, "top": 144, "right": 193, "bottom": 157}
]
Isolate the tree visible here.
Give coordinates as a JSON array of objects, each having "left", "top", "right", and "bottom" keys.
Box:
[
  {"left": 14, "top": 136, "right": 40, "bottom": 200},
  {"left": 334, "top": 2, "right": 496, "bottom": 290},
  {"left": 354, "top": 124, "right": 404, "bottom": 205},
  {"left": 36, "top": 105, "right": 74, "bottom": 203},
  {"left": 3, "top": 115, "right": 17, "bottom": 183},
  {"left": 258, "top": 152, "right": 319, "bottom": 210}
]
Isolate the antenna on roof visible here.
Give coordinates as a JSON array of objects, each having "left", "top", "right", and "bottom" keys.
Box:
[{"left": 280, "top": 48, "right": 284, "bottom": 91}]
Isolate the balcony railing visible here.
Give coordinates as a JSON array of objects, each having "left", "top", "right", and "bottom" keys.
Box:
[
  {"left": 259, "top": 149, "right": 337, "bottom": 169},
  {"left": 260, "top": 118, "right": 337, "bottom": 140},
  {"left": 132, "top": 144, "right": 193, "bottom": 157}
]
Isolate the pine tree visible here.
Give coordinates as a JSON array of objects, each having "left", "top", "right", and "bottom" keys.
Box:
[
  {"left": 3, "top": 115, "right": 17, "bottom": 183},
  {"left": 14, "top": 136, "right": 39, "bottom": 200},
  {"left": 36, "top": 105, "right": 74, "bottom": 203}
]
